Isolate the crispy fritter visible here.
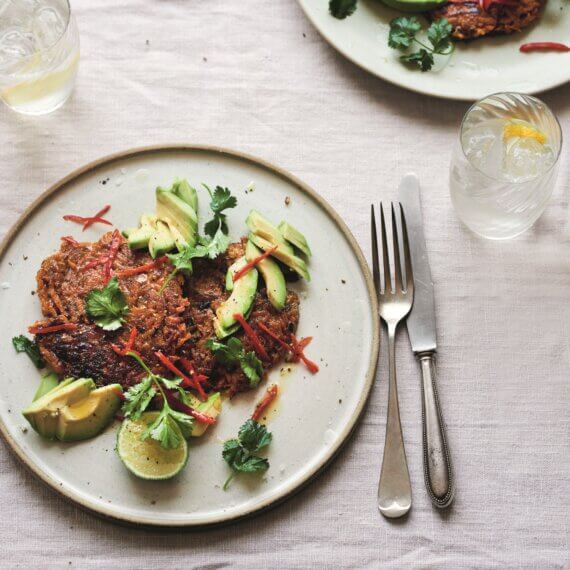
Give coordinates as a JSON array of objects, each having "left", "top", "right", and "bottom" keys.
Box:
[
  {"left": 429, "top": 0, "right": 543, "bottom": 40},
  {"left": 34, "top": 232, "right": 190, "bottom": 387},
  {"left": 32, "top": 233, "right": 300, "bottom": 396}
]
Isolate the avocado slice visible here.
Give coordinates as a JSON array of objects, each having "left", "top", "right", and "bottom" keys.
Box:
[
  {"left": 277, "top": 221, "right": 312, "bottom": 258},
  {"left": 124, "top": 214, "right": 158, "bottom": 250},
  {"left": 164, "top": 219, "right": 189, "bottom": 252},
  {"left": 33, "top": 372, "right": 60, "bottom": 402},
  {"left": 148, "top": 220, "right": 175, "bottom": 259},
  {"left": 156, "top": 187, "right": 198, "bottom": 247},
  {"left": 246, "top": 210, "right": 310, "bottom": 281},
  {"left": 246, "top": 240, "right": 286, "bottom": 310},
  {"left": 215, "top": 256, "right": 258, "bottom": 331},
  {"left": 173, "top": 179, "right": 198, "bottom": 212},
  {"left": 184, "top": 392, "right": 222, "bottom": 437},
  {"left": 380, "top": 0, "right": 447, "bottom": 12},
  {"left": 56, "top": 384, "right": 123, "bottom": 442},
  {"left": 23, "top": 378, "right": 96, "bottom": 440},
  {"left": 249, "top": 233, "right": 310, "bottom": 282}
]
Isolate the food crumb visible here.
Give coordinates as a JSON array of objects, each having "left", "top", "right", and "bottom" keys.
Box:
[
  {"left": 303, "top": 33, "right": 306, "bottom": 38},
  {"left": 203, "top": 56, "right": 208, "bottom": 62},
  {"left": 341, "top": 279, "right": 346, "bottom": 284},
  {"left": 21, "top": 426, "right": 28, "bottom": 433},
  {"left": 31, "top": 291, "right": 35, "bottom": 295},
  {"left": 284, "top": 196, "right": 291, "bottom": 206},
  {"left": 145, "top": 39, "right": 150, "bottom": 46},
  {"left": 23, "top": 255, "right": 28, "bottom": 261},
  {"left": 338, "top": 399, "right": 342, "bottom": 404},
  {"left": 150, "top": 500, "right": 156, "bottom": 505}
]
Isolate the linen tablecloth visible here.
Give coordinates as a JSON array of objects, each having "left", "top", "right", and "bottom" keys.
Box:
[{"left": 0, "top": 1, "right": 568, "bottom": 568}]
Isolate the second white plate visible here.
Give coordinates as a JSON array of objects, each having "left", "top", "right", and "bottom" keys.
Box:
[{"left": 297, "top": 0, "right": 570, "bottom": 100}]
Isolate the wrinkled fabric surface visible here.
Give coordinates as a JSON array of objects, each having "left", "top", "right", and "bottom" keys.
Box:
[{"left": 0, "top": 1, "right": 568, "bottom": 568}]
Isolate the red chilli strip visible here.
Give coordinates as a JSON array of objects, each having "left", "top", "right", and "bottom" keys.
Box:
[
  {"left": 61, "top": 235, "right": 80, "bottom": 247},
  {"left": 63, "top": 214, "right": 112, "bottom": 228},
  {"left": 520, "top": 42, "right": 570, "bottom": 53},
  {"left": 252, "top": 384, "right": 279, "bottom": 421},
  {"left": 179, "top": 358, "right": 208, "bottom": 401},
  {"left": 233, "top": 313, "right": 270, "bottom": 361},
  {"left": 117, "top": 256, "right": 169, "bottom": 278},
  {"left": 290, "top": 333, "right": 319, "bottom": 374},
  {"left": 103, "top": 230, "right": 122, "bottom": 283},
  {"left": 163, "top": 389, "right": 216, "bottom": 424},
  {"left": 112, "top": 327, "right": 139, "bottom": 357},
  {"left": 232, "top": 246, "right": 278, "bottom": 282},
  {"left": 257, "top": 322, "right": 293, "bottom": 354},
  {"left": 82, "top": 205, "right": 111, "bottom": 231},
  {"left": 155, "top": 351, "right": 205, "bottom": 400},
  {"left": 29, "top": 323, "right": 78, "bottom": 335}
]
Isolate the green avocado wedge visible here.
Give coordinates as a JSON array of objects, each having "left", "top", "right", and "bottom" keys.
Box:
[
  {"left": 246, "top": 239, "right": 286, "bottom": 310},
  {"left": 32, "top": 372, "right": 60, "bottom": 402},
  {"left": 23, "top": 378, "right": 123, "bottom": 442},
  {"left": 156, "top": 187, "right": 198, "bottom": 247},
  {"left": 124, "top": 214, "right": 158, "bottom": 250},
  {"left": 148, "top": 220, "right": 175, "bottom": 258},
  {"left": 277, "top": 221, "right": 312, "bottom": 258},
  {"left": 185, "top": 392, "right": 222, "bottom": 437},
  {"left": 380, "top": 0, "right": 447, "bottom": 12},
  {"left": 215, "top": 256, "right": 258, "bottom": 333},
  {"left": 249, "top": 233, "right": 310, "bottom": 282}
]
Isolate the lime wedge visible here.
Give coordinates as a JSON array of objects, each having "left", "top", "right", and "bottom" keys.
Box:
[{"left": 116, "top": 412, "right": 188, "bottom": 480}]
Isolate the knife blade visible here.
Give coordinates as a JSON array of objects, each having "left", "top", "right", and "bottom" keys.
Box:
[
  {"left": 398, "top": 173, "right": 437, "bottom": 354},
  {"left": 398, "top": 173, "right": 454, "bottom": 509}
]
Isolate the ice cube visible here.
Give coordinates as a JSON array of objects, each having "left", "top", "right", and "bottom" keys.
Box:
[{"left": 32, "top": 6, "right": 66, "bottom": 51}]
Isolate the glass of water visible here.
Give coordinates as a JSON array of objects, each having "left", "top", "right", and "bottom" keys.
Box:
[
  {"left": 450, "top": 92, "right": 562, "bottom": 240},
  {"left": 0, "top": 0, "right": 79, "bottom": 115}
]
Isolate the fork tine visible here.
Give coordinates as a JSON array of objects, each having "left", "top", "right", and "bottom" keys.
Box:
[
  {"left": 391, "top": 203, "right": 402, "bottom": 292},
  {"left": 370, "top": 205, "right": 380, "bottom": 296},
  {"left": 380, "top": 203, "right": 391, "bottom": 294},
  {"left": 399, "top": 204, "right": 414, "bottom": 292}
]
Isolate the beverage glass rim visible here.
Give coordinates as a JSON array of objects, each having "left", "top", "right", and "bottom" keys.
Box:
[
  {"left": 0, "top": 0, "right": 72, "bottom": 67},
  {"left": 458, "top": 91, "right": 563, "bottom": 185}
]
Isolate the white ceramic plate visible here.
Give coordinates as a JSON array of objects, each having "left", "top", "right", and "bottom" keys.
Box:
[
  {"left": 297, "top": 0, "right": 570, "bottom": 100},
  {"left": 0, "top": 146, "right": 378, "bottom": 527}
]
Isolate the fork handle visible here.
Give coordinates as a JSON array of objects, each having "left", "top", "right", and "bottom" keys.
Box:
[
  {"left": 418, "top": 353, "right": 454, "bottom": 508},
  {"left": 378, "top": 325, "right": 412, "bottom": 519}
]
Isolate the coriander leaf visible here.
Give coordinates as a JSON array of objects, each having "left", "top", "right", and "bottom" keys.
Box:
[
  {"left": 206, "top": 337, "right": 263, "bottom": 386},
  {"left": 427, "top": 18, "right": 453, "bottom": 54},
  {"left": 142, "top": 408, "right": 182, "bottom": 450},
  {"left": 199, "top": 229, "right": 231, "bottom": 260},
  {"left": 401, "top": 49, "right": 434, "bottom": 72},
  {"left": 85, "top": 277, "right": 128, "bottom": 331},
  {"left": 329, "top": 0, "right": 357, "bottom": 19},
  {"left": 122, "top": 375, "right": 155, "bottom": 419},
  {"left": 12, "top": 335, "right": 45, "bottom": 368},
  {"left": 238, "top": 419, "right": 272, "bottom": 453},
  {"left": 222, "top": 420, "right": 272, "bottom": 489},
  {"left": 203, "top": 185, "right": 237, "bottom": 238},
  {"left": 222, "top": 438, "right": 246, "bottom": 467},
  {"left": 159, "top": 376, "right": 182, "bottom": 390},
  {"left": 168, "top": 408, "right": 194, "bottom": 438},
  {"left": 239, "top": 350, "right": 263, "bottom": 387},
  {"left": 235, "top": 455, "right": 269, "bottom": 473},
  {"left": 388, "top": 16, "right": 421, "bottom": 50}
]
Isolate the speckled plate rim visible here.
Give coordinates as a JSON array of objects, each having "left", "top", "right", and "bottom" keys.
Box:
[
  {"left": 295, "top": 0, "right": 570, "bottom": 101},
  {"left": 0, "top": 144, "right": 379, "bottom": 529}
]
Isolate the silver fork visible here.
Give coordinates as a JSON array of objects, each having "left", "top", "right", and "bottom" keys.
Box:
[{"left": 371, "top": 202, "right": 414, "bottom": 519}]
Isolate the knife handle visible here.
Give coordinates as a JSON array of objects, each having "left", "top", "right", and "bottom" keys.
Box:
[{"left": 418, "top": 353, "right": 454, "bottom": 508}]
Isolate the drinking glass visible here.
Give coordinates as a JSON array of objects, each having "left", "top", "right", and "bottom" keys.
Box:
[
  {"left": 0, "top": 0, "right": 80, "bottom": 115},
  {"left": 450, "top": 92, "right": 562, "bottom": 240}
]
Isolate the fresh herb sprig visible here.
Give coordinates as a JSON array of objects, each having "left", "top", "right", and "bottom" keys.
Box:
[
  {"left": 222, "top": 419, "right": 272, "bottom": 490},
  {"left": 159, "top": 185, "right": 236, "bottom": 292},
  {"left": 388, "top": 17, "right": 454, "bottom": 72},
  {"left": 329, "top": 0, "right": 357, "bottom": 19},
  {"left": 203, "top": 185, "right": 238, "bottom": 238},
  {"left": 85, "top": 277, "right": 129, "bottom": 331},
  {"left": 206, "top": 337, "right": 263, "bottom": 387},
  {"left": 12, "top": 335, "right": 45, "bottom": 368},
  {"left": 121, "top": 352, "right": 193, "bottom": 449}
]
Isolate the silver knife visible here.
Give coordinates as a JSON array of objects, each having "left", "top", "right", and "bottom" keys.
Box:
[{"left": 398, "top": 173, "right": 454, "bottom": 509}]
